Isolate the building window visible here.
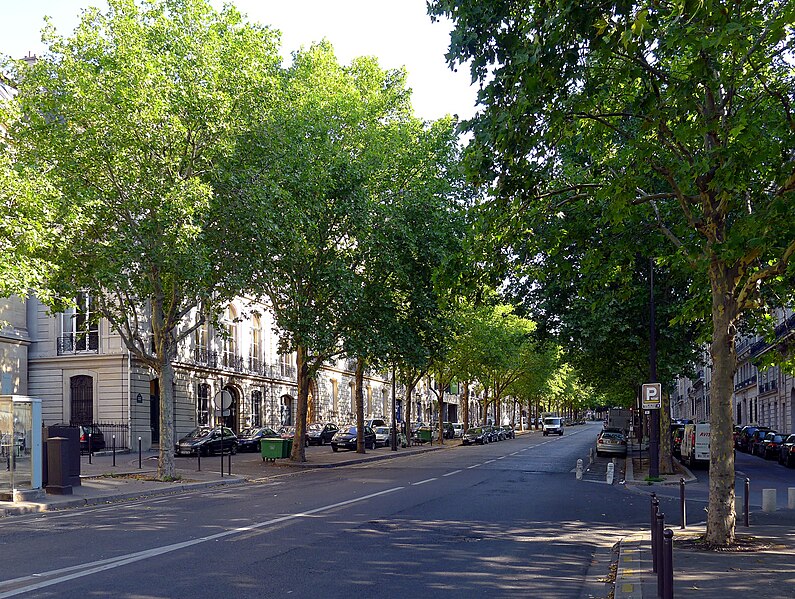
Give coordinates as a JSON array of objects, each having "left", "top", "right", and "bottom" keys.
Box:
[
  {"left": 59, "top": 292, "right": 99, "bottom": 354},
  {"left": 279, "top": 352, "right": 294, "bottom": 378},
  {"left": 251, "top": 390, "right": 262, "bottom": 427},
  {"left": 197, "top": 383, "right": 210, "bottom": 426},
  {"left": 250, "top": 314, "right": 262, "bottom": 370}
]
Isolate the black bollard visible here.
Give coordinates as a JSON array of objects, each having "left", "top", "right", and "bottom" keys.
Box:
[
  {"left": 679, "top": 478, "right": 686, "bottom": 529},
  {"left": 88, "top": 433, "right": 92, "bottom": 464},
  {"left": 197, "top": 448, "right": 201, "bottom": 471},
  {"left": 744, "top": 477, "right": 750, "bottom": 527},
  {"left": 651, "top": 494, "right": 659, "bottom": 573},
  {"left": 112, "top": 435, "right": 116, "bottom": 467},
  {"left": 138, "top": 436, "right": 142, "bottom": 469},
  {"left": 662, "top": 528, "right": 674, "bottom": 599},
  {"left": 656, "top": 512, "right": 665, "bottom": 595},
  {"left": 228, "top": 448, "right": 232, "bottom": 476}
]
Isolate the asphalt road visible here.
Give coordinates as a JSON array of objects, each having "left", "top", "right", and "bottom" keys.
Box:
[{"left": 0, "top": 422, "right": 653, "bottom": 599}]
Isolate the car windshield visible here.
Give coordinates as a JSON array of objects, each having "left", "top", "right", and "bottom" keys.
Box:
[
  {"left": 344, "top": 427, "right": 358, "bottom": 435},
  {"left": 375, "top": 427, "right": 390, "bottom": 434},
  {"left": 308, "top": 424, "right": 323, "bottom": 432},
  {"left": 601, "top": 432, "right": 625, "bottom": 441},
  {"left": 239, "top": 428, "right": 256, "bottom": 437},
  {"left": 184, "top": 427, "right": 210, "bottom": 439},
  {"left": 544, "top": 418, "right": 561, "bottom": 425},
  {"left": 468, "top": 427, "right": 483, "bottom": 434}
]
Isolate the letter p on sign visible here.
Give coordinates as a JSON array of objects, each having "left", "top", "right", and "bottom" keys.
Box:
[{"left": 642, "top": 383, "right": 662, "bottom": 410}]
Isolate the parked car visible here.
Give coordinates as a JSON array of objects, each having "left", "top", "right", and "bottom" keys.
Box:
[
  {"left": 760, "top": 432, "right": 788, "bottom": 459},
  {"left": 542, "top": 417, "right": 564, "bottom": 436},
  {"left": 778, "top": 434, "right": 795, "bottom": 467},
  {"left": 79, "top": 424, "right": 106, "bottom": 453},
  {"left": 748, "top": 428, "right": 773, "bottom": 456},
  {"left": 442, "top": 422, "right": 455, "bottom": 439},
  {"left": 452, "top": 423, "right": 464, "bottom": 438},
  {"left": 279, "top": 426, "right": 310, "bottom": 447},
  {"left": 306, "top": 423, "right": 339, "bottom": 446},
  {"left": 671, "top": 427, "right": 685, "bottom": 457},
  {"left": 501, "top": 425, "right": 515, "bottom": 439},
  {"left": 373, "top": 426, "right": 392, "bottom": 447},
  {"left": 237, "top": 426, "right": 279, "bottom": 452},
  {"left": 596, "top": 430, "right": 627, "bottom": 457},
  {"left": 461, "top": 426, "right": 490, "bottom": 445},
  {"left": 736, "top": 425, "right": 770, "bottom": 452},
  {"left": 176, "top": 426, "right": 238, "bottom": 456},
  {"left": 364, "top": 418, "right": 387, "bottom": 429},
  {"left": 331, "top": 426, "right": 376, "bottom": 451}
]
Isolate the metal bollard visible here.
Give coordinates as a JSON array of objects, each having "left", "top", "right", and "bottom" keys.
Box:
[
  {"left": 197, "top": 449, "right": 201, "bottom": 471},
  {"left": 744, "top": 478, "right": 750, "bottom": 527},
  {"left": 651, "top": 494, "right": 659, "bottom": 573},
  {"left": 656, "top": 512, "right": 665, "bottom": 594},
  {"left": 228, "top": 449, "right": 232, "bottom": 476},
  {"left": 662, "top": 528, "right": 674, "bottom": 599},
  {"left": 138, "top": 437, "right": 142, "bottom": 469},
  {"left": 112, "top": 435, "right": 116, "bottom": 467},
  {"left": 576, "top": 458, "right": 583, "bottom": 480},
  {"left": 88, "top": 433, "right": 92, "bottom": 464},
  {"left": 679, "top": 477, "right": 686, "bottom": 529}
]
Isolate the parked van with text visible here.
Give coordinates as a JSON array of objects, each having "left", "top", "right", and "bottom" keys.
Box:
[{"left": 681, "top": 423, "right": 710, "bottom": 467}]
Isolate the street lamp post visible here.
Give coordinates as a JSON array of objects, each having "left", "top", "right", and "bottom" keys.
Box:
[{"left": 649, "top": 258, "right": 660, "bottom": 478}]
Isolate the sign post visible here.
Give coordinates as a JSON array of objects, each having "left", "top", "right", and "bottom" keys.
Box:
[{"left": 643, "top": 382, "right": 661, "bottom": 478}]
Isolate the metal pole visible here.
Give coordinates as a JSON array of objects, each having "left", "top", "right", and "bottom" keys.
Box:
[
  {"left": 679, "top": 478, "right": 686, "bottom": 529},
  {"left": 391, "top": 363, "right": 397, "bottom": 451},
  {"left": 220, "top": 425, "right": 224, "bottom": 478},
  {"left": 649, "top": 258, "right": 660, "bottom": 478},
  {"left": 138, "top": 436, "right": 142, "bottom": 469},
  {"left": 197, "top": 448, "right": 201, "bottom": 471},
  {"left": 651, "top": 494, "right": 659, "bottom": 573},
  {"left": 656, "top": 512, "right": 665, "bottom": 595},
  {"left": 88, "top": 433, "right": 92, "bottom": 465},
  {"left": 662, "top": 528, "right": 674, "bottom": 599},
  {"left": 745, "top": 477, "right": 750, "bottom": 527},
  {"left": 112, "top": 435, "right": 116, "bottom": 467}
]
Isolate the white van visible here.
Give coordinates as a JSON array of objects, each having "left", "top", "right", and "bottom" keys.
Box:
[
  {"left": 542, "top": 417, "right": 564, "bottom": 436},
  {"left": 681, "top": 423, "right": 710, "bottom": 467}
]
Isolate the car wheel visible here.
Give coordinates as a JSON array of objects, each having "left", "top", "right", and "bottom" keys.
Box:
[{"left": 332, "top": 446, "right": 338, "bottom": 452}]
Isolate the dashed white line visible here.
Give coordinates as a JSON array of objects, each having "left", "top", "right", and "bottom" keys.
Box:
[
  {"left": 497, "top": 456, "right": 506, "bottom": 460},
  {"left": 484, "top": 459, "right": 496, "bottom": 464},
  {"left": 467, "top": 464, "right": 481, "bottom": 469},
  {"left": 443, "top": 470, "right": 462, "bottom": 477},
  {"left": 412, "top": 477, "right": 437, "bottom": 486}
]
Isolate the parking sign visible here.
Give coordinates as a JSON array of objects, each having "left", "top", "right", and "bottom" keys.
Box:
[{"left": 641, "top": 383, "right": 662, "bottom": 410}]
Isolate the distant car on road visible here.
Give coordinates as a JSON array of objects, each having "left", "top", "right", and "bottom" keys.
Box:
[
  {"left": 542, "top": 417, "right": 564, "bottom": 436},
  {"left": 79, "top": 424, "right": 106, "bottom": 453},
  {"left": 778, "top": 434, "right": 795, "bottom": 467},
  {"left": 237, "top": 426, "right": 279, "bottom": 452},
  {"left": 176, "top": 427, "right": 238, "bottom": 456},
  {"left": 501, "top": 425, "right": 515, "bottom": 439},
  {"left": 331, "top": 426, "right": 376, "bottom": 451},
  {"left": 373, "top": 426, "right": 392, "bottom": 447},
  {"left": 306, "top": 423, "right": 339, "bottom": 446},
  {"left": 461, "top": 427, "right": 489, "bottom": 445},
  {"left": 452, "top": 423, "right": 464, "bottom": 438}
]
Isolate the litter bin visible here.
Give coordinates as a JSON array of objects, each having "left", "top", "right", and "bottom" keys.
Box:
[
  {"left": 261, "top": 438, "right": 292, "bottom": 462},
  {"left": 417, "top": 427, "right": 433, "bottom": 444}
]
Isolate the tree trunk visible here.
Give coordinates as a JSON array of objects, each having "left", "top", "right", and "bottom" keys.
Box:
[
  {"left": 404, "top": 382, "right": 413, "bottom": 445},
  {"left": 355, "top": 357, "right": 365, "bottom": 453},
  {"left": 659, "top": 392, "right": 675, "bottom": 475},
  {"left": 705, "top": 263, "right": 739, "bottom": 547},
  {"left": 290, "top": 345, "right": 309, "bottom": 462},
  {"left": 482, "top": 387, "right": 489, "bottom": 424},
  {"left": 156, "top": 357, "right": 176, "bottom": 480},
  {"left": 461, "top": 380, "right": 470, "bottom": 432}
]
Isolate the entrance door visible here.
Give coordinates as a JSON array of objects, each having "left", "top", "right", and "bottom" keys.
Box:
[
  {"left": 70, "top": 375, "right": 94, "bottom": 424},
  {"left": 150, "top": 379, "right": 160, "bottom": 444}
]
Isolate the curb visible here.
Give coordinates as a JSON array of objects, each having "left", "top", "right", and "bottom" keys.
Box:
[
  {"left": 270, "top": 443, "right": 448, "bottom": 469},
  {"left": 614, "top": 534, "right": 648, "bottom": 599}
]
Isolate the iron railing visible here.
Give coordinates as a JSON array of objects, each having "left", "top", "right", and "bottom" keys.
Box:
[{"left": 57, "top": 332, "right": 99, "bottom": 355}]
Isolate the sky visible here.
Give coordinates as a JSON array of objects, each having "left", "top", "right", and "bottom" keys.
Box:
[{"left": 1, "top": 0, "right": 480, "bottom": 122}]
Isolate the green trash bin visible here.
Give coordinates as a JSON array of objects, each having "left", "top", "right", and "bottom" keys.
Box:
[
  {"left": 417, "top": 427, "right": 433, "bottom": 443},
  {"left": 283, "top": 438, "right": 293, "bottom": 458},
  {"left": 261, "top": 438, "right": 287, "bottom": 462}
]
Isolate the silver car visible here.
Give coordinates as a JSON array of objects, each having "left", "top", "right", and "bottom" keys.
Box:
[{"left": 596, "top": 430, "right": 627, "bottom": 457}]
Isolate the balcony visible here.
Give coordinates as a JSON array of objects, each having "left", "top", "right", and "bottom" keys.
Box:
[
  {"left": 733, "top": 374, "right": 757, "bottom": 392},
  {"left": 57, "top": 332, "right": 99, "bottom": 355}
]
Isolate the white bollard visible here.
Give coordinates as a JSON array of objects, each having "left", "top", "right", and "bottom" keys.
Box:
[
  {"left": 576, "top": 458, "right": 583, "bottom": 480},
  {"left": 788, "top": 488, "right": 795, "bottom": 510},
  {"left": 606, "top": 462, "right": 615, "bottom": 485},
  {"left": 762, "top": 488, "right": 777, "bottom": 512}
]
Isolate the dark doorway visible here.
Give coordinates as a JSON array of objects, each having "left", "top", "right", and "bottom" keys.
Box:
[
  {"left": 150, "top": 379, "right": 160, "bottom": 445},
  {"left": 70, "top": 375, "right": 94, "bottom": 424},
  {"left": 223, "top": 385, "right": 238, "bottom": 432}
]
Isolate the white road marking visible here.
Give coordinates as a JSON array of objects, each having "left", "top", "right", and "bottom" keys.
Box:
[
  {"left": 0, "top": 486, "right": 405, "bottom": 598},
  {"left": 467, "top": 464, "right": 481, "bottom": 469},
  {"left": 442, "top": 470, "right": 462, "bottom": 477},
  {"left": 412, "top": 477, "right": 438, "bottom": 486}
]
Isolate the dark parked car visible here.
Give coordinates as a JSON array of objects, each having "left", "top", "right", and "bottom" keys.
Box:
[
  {"left": 736, "top": 425, "right": 770, "bottom": 452},
  {"left": 442, "top": 422, "right": 455, "bottom": 439},
  {"left": 279, "top": 426, "right": 310, "bottom": 447},
  {"left": 176, "top": 426, "right": 238, "bottom": 456},
  {"left": 778, "top": 434, "right": 795, "bottom": 467},
  {"left": 760, "top": 432, "right": 788, "bottom": 460},
  {"left": 307, "top": 423, "right": 339, "bottom": 446},
  {"left": 237, "top": 426, "right": 279, "bottom": 452},
  {"left": 331, "top": 426, "right": 376, "bottom": 451},
  {"left": 79, "top": 424, "right": 106, "bottom": 453},
  {"left": 501, "top": 425, "right": 515, "bottom": 439},
  {"left": 461, "top": 426, "right": 490, "bottom": 445},
  {"left": 671, "top": 427, "right": 685, "bottom": 457},
  {"left": 750, "top": 428, "right": 775, "bottom": 456}
]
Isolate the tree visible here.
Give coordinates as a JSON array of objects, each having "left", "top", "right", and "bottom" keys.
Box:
[
  {"left": 430, "top": 0, "right": 795, "bottom": 547},
  {"left": 234, "top": 43, "right": 416, "bottom": 461},
  {"left": 4, "top": 0, "right": 280, "bottom": 479}
]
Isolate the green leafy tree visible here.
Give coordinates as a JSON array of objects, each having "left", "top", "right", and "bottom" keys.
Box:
[
  {"left": 4, "top": 0, "right": 280, "bottom": 479},
  {"left": 430, "top": 0, "right": 795, "bottom": 546}
]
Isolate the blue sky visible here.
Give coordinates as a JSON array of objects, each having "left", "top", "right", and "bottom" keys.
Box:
[{"left": 1, "top": 0, "right": 479, "bottom": 122}]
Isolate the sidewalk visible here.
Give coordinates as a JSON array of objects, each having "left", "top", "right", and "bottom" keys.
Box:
[
  {"left": 615, "top": 445, "right": 795, "bottom": 598},
  {"left": 0, "top": 436, "right": 457, "bottom": 517}
]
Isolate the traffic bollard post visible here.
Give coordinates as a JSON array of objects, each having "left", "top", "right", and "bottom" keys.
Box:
[
  {"left": 138, "top": 437, "right": 142, "bottom": 469},
  {"left": 679, "top": 477, "right": 686, "bottom": 529},
  {"left": 88, "top": 433, "right": 92, "bottom": 464},
  {"left": 656, "top": 512, "right": 665, "bottom": 594},
  {"left": 662, "top": 528, "right": 674, "bottom": 599},
  {"left": 745, "top": 477, "right": 750, "bottom": 527},
  {"left": 112, "top": 435, "right": 116, "bottom": 467},
  {"left": 651, "top": 494, "right": 659, "bottom": 573},
  {"left": 228, "top": 449, "right": 232, "bottom": 476}
]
